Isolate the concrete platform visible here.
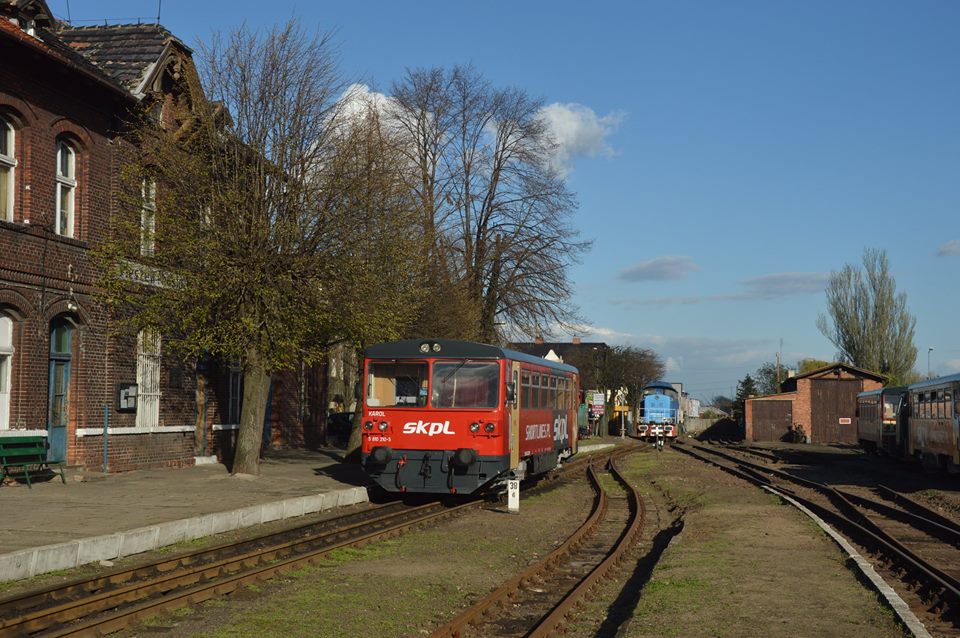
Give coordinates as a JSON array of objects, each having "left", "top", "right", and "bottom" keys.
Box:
[{"left": 0, "top": 449, "right": 371, "bottom": 583}]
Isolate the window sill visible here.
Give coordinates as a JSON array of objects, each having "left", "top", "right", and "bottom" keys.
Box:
[{"left": 76, "top": 425, "right": 194, "bottom": 437}]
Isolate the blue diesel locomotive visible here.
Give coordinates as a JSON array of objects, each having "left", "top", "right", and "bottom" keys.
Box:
[{"left": 637, "top": 381, "right": 680, "bottom": 441}]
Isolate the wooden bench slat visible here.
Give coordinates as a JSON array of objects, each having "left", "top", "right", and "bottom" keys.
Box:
[{"left": 0, "top": 435, "right": 65, "bottom": 488}]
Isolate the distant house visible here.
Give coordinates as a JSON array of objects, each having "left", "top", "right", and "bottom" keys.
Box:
[{"left": 745, "top": 363, "right": 884, "bottom": 443}]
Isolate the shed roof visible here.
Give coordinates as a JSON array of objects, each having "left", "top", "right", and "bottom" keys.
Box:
[{"left": 780, "top": 362, "right": 885, "bottom": 392}]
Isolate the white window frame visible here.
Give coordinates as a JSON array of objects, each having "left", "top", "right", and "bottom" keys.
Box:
[
  {"left": 141, "top": 178, "right": 156, "bottom": 256},
  {"left": 55, "top": 139, "right": 76, "bottom": 237},
  {"left": 135, "top": 329, "right": 161, "bottom": 428},
  {"left": 0, "top": 316, "right": 12, "bottom": 429},
  {"left": 0, "top": 117, "right": 16, "bottom": 222}
]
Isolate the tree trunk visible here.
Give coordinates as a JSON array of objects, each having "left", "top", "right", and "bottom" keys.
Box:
[
  {"left": 194, "top": 370, "right": 206, "bottom": 455},
  {"left": 233, "top": 347, "right": 270, "bottom": 476},
  {"left": 344, "top": 410, "right": 363, "bottom": 463}
]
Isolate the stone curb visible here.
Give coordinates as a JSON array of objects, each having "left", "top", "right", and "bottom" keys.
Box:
[{"left": 0, "top": 486, "right": 369, "bottom": 583}]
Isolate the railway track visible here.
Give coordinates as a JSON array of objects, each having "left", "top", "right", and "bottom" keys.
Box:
[
  {"left": 675, "top": 439, "right": 960, "bottom": 635},
  {"left": 0, "top": 444, "right": 633, "bottom": 637},
  {"left": 430, "top": 454, "right": 646, "bottom": 638}
]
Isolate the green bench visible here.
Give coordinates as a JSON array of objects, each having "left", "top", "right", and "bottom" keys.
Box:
[{"left": 0, "top": 436, "right": 66, "bottom": 488}]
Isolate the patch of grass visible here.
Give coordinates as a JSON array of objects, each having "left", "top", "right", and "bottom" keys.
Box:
[
  {"left": 245, "top": 584, "right": 261, "bottom": 594},
  {"left": 325, "top": 539, "right": 401, "bottom": 563},
  {"left": 154, "top": 536, "right": 210, "bottom": 555},
  {"left": 171, "top": 605, "right": 195, "bottom": 618}
]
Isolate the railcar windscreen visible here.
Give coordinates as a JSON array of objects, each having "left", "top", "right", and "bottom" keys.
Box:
[
  {"left": 366, "top": 362, "right": 428, "bottom": 407},
  {"left": 432, "top": 361, "right": 499, "bottom": 409}
]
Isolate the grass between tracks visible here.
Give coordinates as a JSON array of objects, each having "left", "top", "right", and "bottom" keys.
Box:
[
  {"left": 562, "top": 447, "right": 908, "bottom": 638},
  {"left": 123, "top": 473, "right": 595, "bottom": 637}
]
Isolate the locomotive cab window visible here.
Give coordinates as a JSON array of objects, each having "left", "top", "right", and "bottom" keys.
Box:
[
  {"left": 432, "top": 361, "right": 499, "bottom": 409},
  {"left": 366, "top": 362, "right": 428, "bottom": 407}
]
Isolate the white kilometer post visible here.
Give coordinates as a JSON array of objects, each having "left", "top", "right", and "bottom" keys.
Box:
[{"left": 507, "top": 479, "right": 520, "bottom": 512}]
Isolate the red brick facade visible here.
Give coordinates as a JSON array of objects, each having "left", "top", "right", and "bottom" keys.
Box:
[{"left": 0, "top": 4, "right": 346, "bottom": 471}]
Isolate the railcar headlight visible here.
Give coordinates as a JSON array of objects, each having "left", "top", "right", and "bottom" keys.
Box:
[
  {"left": 363, "top": 421, "right": 374, "bottom": 430},
  {"left": 484, "top": 422, "right": 495, "bottom": 433},
  {"left": 419, "top": 343, "right": 430, "bottom": 353},
  {"left": 469, "top": 422, "right": 480, "bottom": 433},
  {"left": 378, "top": 421, "right": 388, "bottom": 432},
  {"left": 432, "top": 343, "right": 441, "bottom": 352}
]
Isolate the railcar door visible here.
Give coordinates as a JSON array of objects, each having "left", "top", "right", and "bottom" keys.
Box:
[{"left": 510, "top": 361, "right": 520, "bottom": 470}]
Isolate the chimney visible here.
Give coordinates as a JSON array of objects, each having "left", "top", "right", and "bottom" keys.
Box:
[
  {"left": 534, "top": 336, "right": 544, "bottom": 345},
  {"left": 572, "top": 336, "right": 581, "bottom": 345}
]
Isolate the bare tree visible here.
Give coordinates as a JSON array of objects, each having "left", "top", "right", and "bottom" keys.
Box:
[
  {"left": 817, "top": 248, "right": 917, "bottom": 384},
  {"left": 389, "top": 66, "right": 590, "bottom": 342},
  {"left": 100, "top": 20, "right": 422, "bottom": 475}
]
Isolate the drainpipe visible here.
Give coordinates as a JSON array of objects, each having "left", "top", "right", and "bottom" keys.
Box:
[{"left": 102, "top": 404, "right": 109, "bottom": 473}]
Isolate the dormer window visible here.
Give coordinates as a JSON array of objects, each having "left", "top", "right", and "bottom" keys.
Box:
[{"left": 55, "top": 139, "right": 77, "bottom": 237}]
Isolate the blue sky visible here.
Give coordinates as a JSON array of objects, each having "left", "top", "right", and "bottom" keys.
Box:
[{"left": 53, "top": 1, "right": 960, "bottom": 401}]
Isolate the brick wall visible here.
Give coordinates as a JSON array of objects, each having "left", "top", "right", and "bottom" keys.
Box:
[{"left": 0, "top": 32, "right": 217, "bottom": 470}]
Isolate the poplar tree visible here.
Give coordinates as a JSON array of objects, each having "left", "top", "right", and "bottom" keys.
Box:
[{"left": 817, "top": 248, "right": 917, "bottom": 385}]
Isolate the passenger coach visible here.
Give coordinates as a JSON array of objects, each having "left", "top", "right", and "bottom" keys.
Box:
[
  {"left": 360, "top": 339, "right": 579, "bottom": 494},
  {"left": 856, "top": 386, "right": 908, "bottom": 456},
  {"left": 907, "top": 373, "right": 960, "bottom": 472}
]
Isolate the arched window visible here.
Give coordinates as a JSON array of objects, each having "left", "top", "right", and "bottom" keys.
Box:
[
  {"left": 55, "top": 138, "right": 76, "bottom": 237},
  {"left": 0, "top": 315, "right": 13, "bottom": 429},
  {"left": 0, "top": 116, "right": 15, "bottom": 222},
  {"left": 136, "top": 329, "right": 161, "bottom": 428}
]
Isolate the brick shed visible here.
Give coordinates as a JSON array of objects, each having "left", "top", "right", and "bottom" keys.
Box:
[{"left": 745, "top": 363, "right": 884, "bottom": 444}]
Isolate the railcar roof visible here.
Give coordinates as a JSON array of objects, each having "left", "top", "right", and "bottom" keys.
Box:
[
  {"left": 644, "top": 381, "right": 677, "bottom": 391},
  {"left": 908, "top": 373, "right": 960, "bottom": 391},
  {"left": 363, "top": 339, "right": 579, "bottom": 374},
  {"left": 857, "top": 385, "right": 907, "bottom": 398}
]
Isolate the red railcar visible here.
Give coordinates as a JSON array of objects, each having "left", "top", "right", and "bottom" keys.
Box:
[{"left": 361, "top": 339, "right": 579, "bottom": 494}]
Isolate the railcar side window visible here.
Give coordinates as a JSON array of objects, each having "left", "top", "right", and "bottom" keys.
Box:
[
  {"left": 432, "top": 361, "right": 499, "bottom": 409},
  {"left": 366, "top": 362, "right": 428, "bottom": 407},
  {"left": 549, "top": 376, "right": 558, "bottom": 409},
  {"left": 521, "top": 371, "right": 531, "bottom": 410},
  {"left": 531, "top": 374, "right": 541, "bottom": 409}
]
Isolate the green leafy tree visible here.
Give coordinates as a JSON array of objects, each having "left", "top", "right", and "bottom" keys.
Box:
[
  {"left": 733, "top": 374, "right": 758, "bottom": 422},
  {"left": 99, "top": 21, "right": 424, "bottom": 475},
  {"left": 754, "top": 361, "right": 783, "bottom": 396},
  {"left": 796, "top": 358, "right": 830, "bottom": 374},
  {"left": 817, "top": 248, "right": 917, "bottom": 384}
]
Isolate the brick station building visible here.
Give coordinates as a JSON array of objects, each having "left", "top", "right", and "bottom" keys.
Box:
[
  {"left": 0, "top": 0, "right": 346, "bottom": 472},
  {"left": 745, "top": 363, "right": 884, "bottom": 444}
]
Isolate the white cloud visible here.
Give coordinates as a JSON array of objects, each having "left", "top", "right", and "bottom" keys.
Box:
[
  {"left": 937, "top": 240, "right": 960, "bottom": 256},
  {"left": 738, "top": 272, "right": 830, "bottom": 298},
  {"left": 618, "top": 256, "right": 699, "bottom": 282},
  {"left": 664, "top": 356, "right": 682, "bottom": 372},
  {"left": 944, "top": 359, "right": 960, "bottom": 373},
  {"left": 614, "top": 271, "right": 828, "bottom": 305},
  {"left": 538, "top": 103, "right": 624, "bottom": 177}
]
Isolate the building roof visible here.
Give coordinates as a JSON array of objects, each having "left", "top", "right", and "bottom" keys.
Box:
[
  {"left": 57, "top": 23, "right": 188, "bottom": 94},
  {"left": 0, "top": 2, "right": 131, "bottom": 98}
]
